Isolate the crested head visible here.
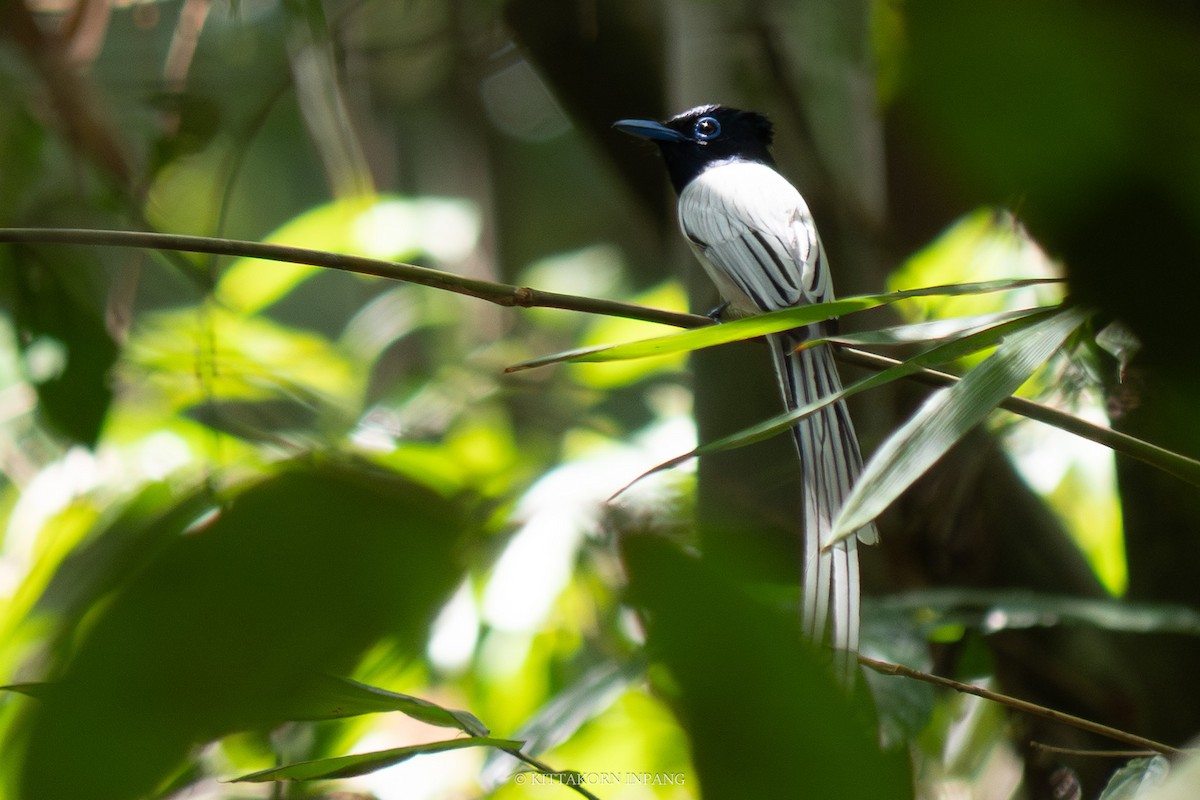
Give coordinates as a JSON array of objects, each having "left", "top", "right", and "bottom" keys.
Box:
[
  {"left": 663, "top": 104, "right": 775, "bottom": 148},
  {"left": 614, "top": 104, "right": 777, "bottom": 194}
]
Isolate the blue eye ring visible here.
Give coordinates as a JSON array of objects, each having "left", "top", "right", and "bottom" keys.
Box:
[{"left": 693, "top": 116, "right": 721, "bottom": 141}]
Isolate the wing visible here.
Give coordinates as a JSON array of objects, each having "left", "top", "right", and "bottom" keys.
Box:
[{"left": 676, "top": 160, "right": 831, "bottom": 315}]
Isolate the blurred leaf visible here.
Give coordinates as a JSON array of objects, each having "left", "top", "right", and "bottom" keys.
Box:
[
  {"left": 283, "top": 0, "right": 374, "bottom": 199},
  {"left": 29, "top": 481, "right": 214, "bottom": 628},
  {"left": 147, "top": 93, "right": 224, "bottom": 174},
  {"left": 829, "top": 305, "right": 1092, "bottom": 543},
  {"left": 620, "top": 534, "right": 911, "bottom": 799},
  {"left": 0, "top": 249, "right": 117, "bottom": 446},
  {"left": 126, "top": 305, "right": 359, "bottom": 416},
  {"left": 217, "top": 195, "right": 480, "bottom": 314},
  {"left": 889, "top": 209, "right": 1065, "bottom": 321},
  {"left": 287, "top": 675, "right": 488, "bottom": 735},
  {"left": 0, "top": 683, "right": 53, "bottom": 700},
  {"left": 9, "top": 460, "right": 473, "bottom": 800},
  {"left": 901, "top": 3, "right": 1172, "bottom": 221},
  {"left": 507, "top": 660, "right": 643, "bottom": 757},
  {"left": 870, "top": 589, "right": 1200, "bottom": 637},
  {"left": 185, "top": 397, "right": 321, "bottom": 442},
  {"left": 901, "top": 2, "right": 1200, "bottom": 354},
  {"left": 571, "top": 282, "right": 689, "bottom": 389},
  {"left": 860, "top": 604, "right": 937, "bottom": 748},
  {"left": 1141, "top": 750, "right": 1200, "bottom": 800},
  {"left": 1099, "top": 756, "right": 1169, "bottom": 800},
  {"left": 232, "top": 736, "right": 523, "bottom": 782},
  {"left": 507, "top": 278, "right": 1060, "bottom": 371}
]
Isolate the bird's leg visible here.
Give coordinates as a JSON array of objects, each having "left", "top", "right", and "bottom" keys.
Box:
[{"left": 706, "top": 300, "right": 730, "bottom": 322}]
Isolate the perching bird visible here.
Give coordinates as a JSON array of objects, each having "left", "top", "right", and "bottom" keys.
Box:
[{"left": 614, "top": 104, "right": 878, "bottom": 666}]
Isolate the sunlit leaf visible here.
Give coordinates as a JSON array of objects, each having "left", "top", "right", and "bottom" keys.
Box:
[
  {"left": 571, "top": 282, "right": 690, "bottom": 388},
  {"left": 828, "top": 305, "right": 1092, "bottom": 544},
  {"left": 218, "top": 195, "right": 480, "bottom": 313},
  {"left": 231, "top": 736, "right": 523, "bottom": 782},
  {"left": 889, "top": 209, "right": 1065, "bottom": 322},
  {"left": 506, "top": 278, "right": 1061, "bottom": 372},
  {"left": 125, "top": 306, "right": 359, "bottom": 413}
]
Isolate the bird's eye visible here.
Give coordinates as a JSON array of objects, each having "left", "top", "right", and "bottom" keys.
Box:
[{"left": 693, "top": 116, "right": 721, "bottom": 141}]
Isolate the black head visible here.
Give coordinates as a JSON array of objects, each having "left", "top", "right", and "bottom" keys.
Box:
[{"left": 613, "top": 104, "right": 776, "bottom": 194}]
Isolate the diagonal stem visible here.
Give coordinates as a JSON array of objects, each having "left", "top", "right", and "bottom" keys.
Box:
[{"left": 857, "top": 654, "right": 1188, "bottom": 757}]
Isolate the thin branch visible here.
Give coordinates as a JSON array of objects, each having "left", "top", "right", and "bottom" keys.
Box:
[
  {"left": 1029, "top": 742, "right": 1159, "bottom": 759},
  {"left": 0, "top": 228, "right": 708, "bottom": 329},
  {"left": 499, "top": 746, "right": 604, "bottom": 800},
  {"left": 857, "top": 655, "right": 1187, "bottom": 758}
]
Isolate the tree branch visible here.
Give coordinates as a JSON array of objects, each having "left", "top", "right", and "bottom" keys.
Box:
[{"left": 0, "top": 227, "right": 709, "bottom": 329}]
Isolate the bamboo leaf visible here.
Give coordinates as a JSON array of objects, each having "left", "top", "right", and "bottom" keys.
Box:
[
  {"left": 822, "top": 307, "right": 1043, "bottom": 348},
  {"left": 506, "top": 278, "right": 1060, "bottom": 372},
  {"left": 826, "top": 305, "right": 1092, "bottom": 545},
  {"left": 611, "top": 307, "right": 1059, "bottom": 498},
  {"left": 869, "top": 589, "right": 1200, "bottom": 636},
  {"left": 230, "top": 736, "right": 524, "bottom": 782}
]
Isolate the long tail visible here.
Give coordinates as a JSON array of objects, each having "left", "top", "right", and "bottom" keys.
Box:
[{"left": 769, "top": 332, "right": 877, "bottom": 668}]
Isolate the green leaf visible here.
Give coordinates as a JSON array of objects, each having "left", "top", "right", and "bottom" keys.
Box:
[
  {"left": 0, "top": 248, "right": 118, "bottom": 446},
  {"left": 287, "top": 675, "right": 488, "bottom": 736},
  {"left": 869, "top": 589, "right": 1200, "bottom": 636},
  {"left": 231, "top": 736, "right": 524, "bottom": 782},
  {"left": 827, "top": 304, "right": 1092, "bottom": 545},
  {"left": 14, "top": 462, "right": 473, "bottom": 800},
  {"left": 619, "top": 534, "right": 911, "bottom": 799},
  {"left": 506, "top": 278, "right": 1061, "bottom": 372}
]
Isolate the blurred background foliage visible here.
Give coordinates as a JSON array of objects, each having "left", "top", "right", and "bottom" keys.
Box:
[{"left": 0, "top": 0, "right": 1197, "bottom": 799}]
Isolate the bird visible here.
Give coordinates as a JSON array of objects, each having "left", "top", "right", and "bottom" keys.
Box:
[{"left": 614, "top": 104, "right": 879, "bottom": 670}]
